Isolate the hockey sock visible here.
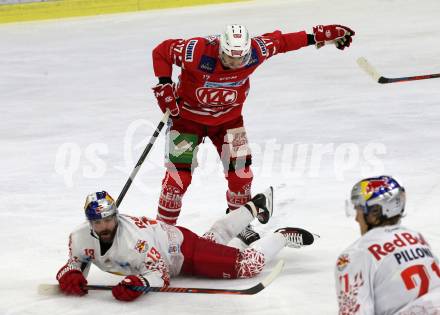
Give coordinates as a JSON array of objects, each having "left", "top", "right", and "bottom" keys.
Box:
[
  {"left": 157, "top": 170, "right": 192, "bottom": 225},
  {"left": 204, "top": 206, "right": 254, "bottom": 245},
  {"left": 225, "top": 167, "right": 253, "bottom": 210}
]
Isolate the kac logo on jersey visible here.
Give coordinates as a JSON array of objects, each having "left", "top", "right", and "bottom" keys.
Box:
[
  {"left": 135, "top": 240, "right": 149, "bottom": 254},
  {"left": 196, "top": 87, "right": 237, "bottom": 106}
]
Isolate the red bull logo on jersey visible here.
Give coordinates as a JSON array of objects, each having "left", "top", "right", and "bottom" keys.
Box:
[
  {"left": 135, "top": 240, "right": 149, "bottom": 254},
  {"left": 336, "top": 254, "right": 350, "bottom": 271},
  {"left": 368, "top": 232, "right": 428, "bottom": 261}
]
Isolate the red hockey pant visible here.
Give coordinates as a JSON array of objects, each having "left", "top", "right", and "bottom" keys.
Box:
[{"left": 178, "top": 226, "right": 240, "bottom": 279}]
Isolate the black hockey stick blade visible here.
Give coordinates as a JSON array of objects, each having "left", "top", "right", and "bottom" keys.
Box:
[
  {"left": 38, "top": 260, "right": 284, "bottom": 296},
  {"left": 357, "top": 57, "right": 440, "bottom": 84},
  {"left": 377, "top": 73, "right": 440, "bottom": 84}
]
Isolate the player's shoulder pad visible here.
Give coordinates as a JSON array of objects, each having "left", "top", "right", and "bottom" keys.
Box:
[
  {"left": 182, "top": 36, "right": 213, "bottom": 64},
  {"left": 336, "top": 244, "right": 373, "bottom": 274},
  {"left": 71, "top": 221, "right": 91, "bottom": 235},
  {"left": 68, "top": 222, "right": 94, "bottom": 250},
  {"left": 251, "top": 36, "right": 269, "bottom": 58}
]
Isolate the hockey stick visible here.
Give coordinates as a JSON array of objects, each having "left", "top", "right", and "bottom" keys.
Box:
[
  {"left": 38, "top": 260, "right": 284, "bottom": 296},
  {"left": 116, "top": 110, "right": 170, "bottom": 207},
  {"left": 357, "top": 57, "right": 440, "bottom": 84}
]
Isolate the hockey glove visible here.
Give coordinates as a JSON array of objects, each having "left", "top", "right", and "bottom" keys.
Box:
[
  {"left": 312, "top": 24, "right": 355, "bottom": 50},
  {"left": 56, "top": 267, "right": 88, "bottom": 296},
  {"left": 152, "top": 82, "right": 179, "bottom": 116},
  {"left": 112, "top": 275, "right": 150, "bottom": 302}
]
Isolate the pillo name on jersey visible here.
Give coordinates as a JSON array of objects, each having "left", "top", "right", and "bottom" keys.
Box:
[{"left": 394, "top": 246, "right": 434, "bottom": 265}]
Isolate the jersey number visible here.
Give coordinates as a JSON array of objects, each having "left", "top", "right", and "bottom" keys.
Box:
[
  {"left": 401, "top": 262, "right": 440, "bottom": 297},
  {"left": 147, "top": 247, "right": 162, "bottom": 262}
]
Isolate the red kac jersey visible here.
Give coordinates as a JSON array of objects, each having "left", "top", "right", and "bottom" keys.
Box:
[{"left": 152, "top": 30, "right": 308, "bottom": 126}]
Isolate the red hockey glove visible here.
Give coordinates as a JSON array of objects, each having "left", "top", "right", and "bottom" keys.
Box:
[
  {"left": 112, "top": 275, "right": 150, "bottom": 302},
  {"left": 312, "top": 24, "right": 355, "bottom": 50},
  {"left": 152, "top": 83, "right": 179, "bottom": 116},
  {"left": 56, "top": 268, "right": 88, "bottom": 296}
]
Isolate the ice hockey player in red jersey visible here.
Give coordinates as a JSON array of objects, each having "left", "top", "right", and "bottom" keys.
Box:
[
  {"left": 336, "top": 176, "right": 440, "bottom": 314},
  {"left": 56, "top": 189, "right": 315, "bottom": 301},
  {"left": 151, "top": 24, "right": 355, "bottom": 245}
]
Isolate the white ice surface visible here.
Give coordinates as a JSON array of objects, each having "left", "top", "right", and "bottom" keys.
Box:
[{"left": 1, "top": 0, "right": 440, "bottom": 314}]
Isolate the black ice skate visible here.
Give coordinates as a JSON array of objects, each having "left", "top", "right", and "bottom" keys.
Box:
[
  {"left": 275, "top": 227, "right": 315, "bottom": 249},
  {"left": 237, "top": 187, "right": 274, "bottom": 245},
  {"left": 237, "top": 225, "right": 261, "bottom": 246},
  {"left": 244, "top": 186, "right": 273, "bottom": 224}
]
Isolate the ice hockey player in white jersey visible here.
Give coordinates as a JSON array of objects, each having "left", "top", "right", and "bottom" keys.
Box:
[
  {"left": 56, "top": 189, "right": 315, "bottom": 301},
  {"left": 335, "top": 175, "right": 440, "bottom": 315}
]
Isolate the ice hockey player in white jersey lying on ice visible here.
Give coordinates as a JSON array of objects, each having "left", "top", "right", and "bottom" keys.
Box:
[
  {"left": 56, "top": 188, "right": 315, "bottom": 301},
  {"left": 335, "top": 175, "right": 440, "bottom": 315}
]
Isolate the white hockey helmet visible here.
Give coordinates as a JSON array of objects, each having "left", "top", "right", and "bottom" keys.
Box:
[
  {"left": 84, "top": 191, "right": 118, "bottom": 221},
  {"left": 349, "top": 175, "right": 406, "bottom": 218},
  {"left": 219, "top": 24, "right": 252, "bottom": 67}
]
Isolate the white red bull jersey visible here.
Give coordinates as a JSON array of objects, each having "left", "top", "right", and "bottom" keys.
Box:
[
  {"left": 335, "top": 224, "right": 440, "bottom": 315},
  {"left": 65, "top": 214, "right": 184, "bottom": 287}
]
